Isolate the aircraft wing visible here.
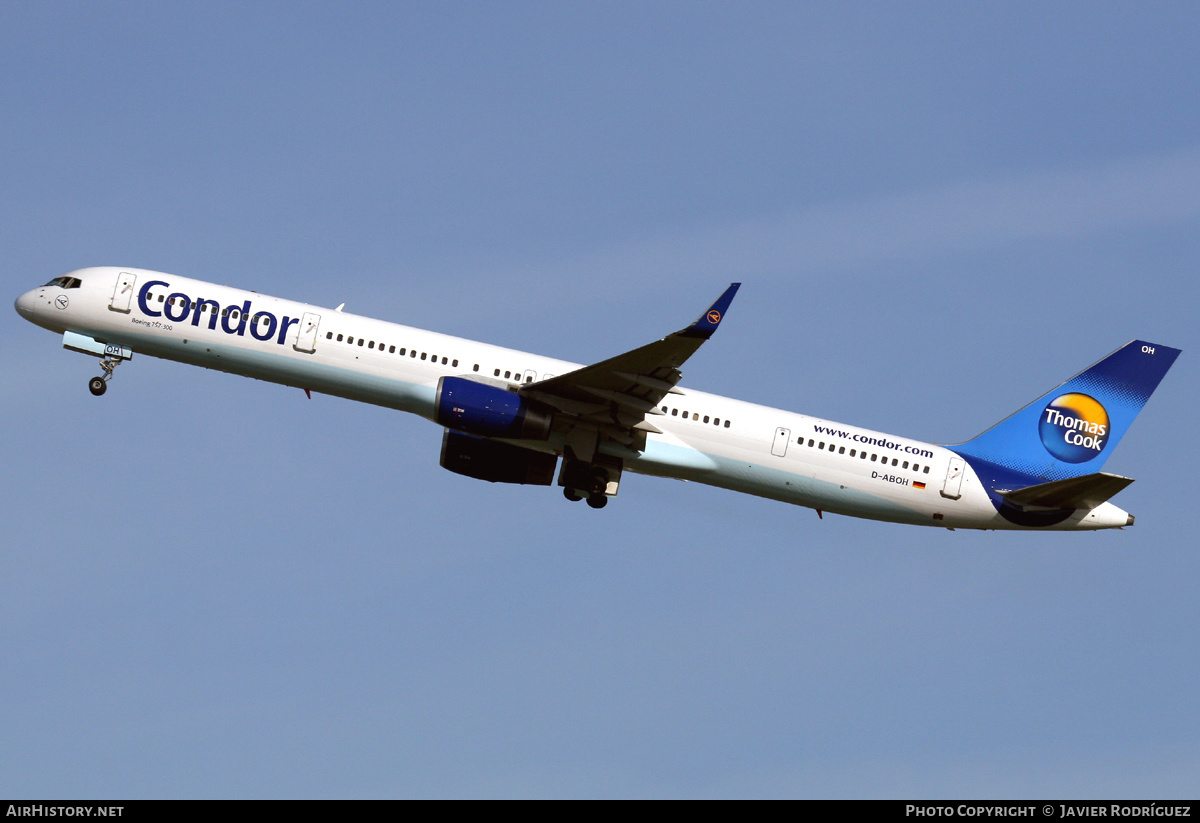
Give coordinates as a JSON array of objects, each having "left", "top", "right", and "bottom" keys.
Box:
[{"left": 520, "top": 283, "right": 740, "bottom": 451}]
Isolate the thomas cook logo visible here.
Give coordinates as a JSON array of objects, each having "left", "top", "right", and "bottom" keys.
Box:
[
  {"left": 707, "top": 310, "right": 722, "bottom": 324},
  {"left": 1039, "top": 393, "right": 1109, "bottom": 463}
]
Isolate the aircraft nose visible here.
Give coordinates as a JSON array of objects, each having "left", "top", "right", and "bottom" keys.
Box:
[{"left": 14, "top": 289, "right": 37, "bottom": 320}]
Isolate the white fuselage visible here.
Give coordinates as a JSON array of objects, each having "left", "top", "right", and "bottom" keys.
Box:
[{"left": 15, "top": 267, "right": 1133, "bottom": 530}]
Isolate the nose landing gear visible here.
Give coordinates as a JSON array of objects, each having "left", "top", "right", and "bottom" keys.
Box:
[
  {"left": 61, "top": 333, "right": 133, "bottom": 397},
  {"left": 88, "top": 355, "right": 122, "bottom": 396}
]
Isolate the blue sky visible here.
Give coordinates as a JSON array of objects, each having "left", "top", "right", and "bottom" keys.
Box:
[{"left": 2, "top": 2, "right": 1197, "bottom": 798}]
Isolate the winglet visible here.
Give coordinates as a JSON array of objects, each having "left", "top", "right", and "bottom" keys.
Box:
[{"left": 682, "top": 283, "right": 740, "bottom": 339}]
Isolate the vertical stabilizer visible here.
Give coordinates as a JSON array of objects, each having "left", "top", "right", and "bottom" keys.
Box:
[{"left": 952, "top": 340, "right": 1180, "bottom": 481}]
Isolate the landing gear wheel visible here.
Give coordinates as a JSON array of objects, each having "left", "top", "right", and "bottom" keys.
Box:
[
  {"left": 588, "top": 469, "right": 610, "bottom": 496},
  {"left": 563, "top": 488, "right": 584, "bottom": 502},
  {"left": 88, "top": 376, "right": 107, "bottom": 396},
  {"left": 586, "top": 494, "right": 608, "bottom": 509}
]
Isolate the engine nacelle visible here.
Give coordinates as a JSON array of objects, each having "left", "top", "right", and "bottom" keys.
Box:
[
  {"left": 435, "top": 376, "right": 553, "bottom": 440},
  {"left": 440, "top": 430, "right": 557, "bottom": 485}
]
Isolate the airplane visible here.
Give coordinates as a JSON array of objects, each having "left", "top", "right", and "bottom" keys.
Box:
[{"left": 15, "top": 267, "right": 1180, "bottom": 530}]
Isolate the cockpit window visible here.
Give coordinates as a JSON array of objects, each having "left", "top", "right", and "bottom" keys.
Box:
[{"left": 42, "top": 276, "right": 82, "bottom": 289}]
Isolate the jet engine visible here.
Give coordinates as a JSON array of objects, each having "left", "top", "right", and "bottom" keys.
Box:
[
  {"left": 440, "top": 430, "right": 557, "bottom": 485},
  {"left": 435, "top": 376, "right": 553, "bottom": 440}
]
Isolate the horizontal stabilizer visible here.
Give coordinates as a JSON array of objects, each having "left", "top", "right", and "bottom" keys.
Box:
[{"left": 1001, "top": 472, "right": 1134, "bottom": 510}]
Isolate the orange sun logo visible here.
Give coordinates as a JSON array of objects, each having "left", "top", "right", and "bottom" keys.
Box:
[{"left": 707, "top": 310, "right": 722, "bottom": 324}]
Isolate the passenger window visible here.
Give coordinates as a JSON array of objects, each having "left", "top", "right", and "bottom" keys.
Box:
[
  {"left": 358, "top": 339, "right": 364, "bottom": 347},
  {"left": 713, "top": 418, "right": 720, "bottom": 425},
  {"left": 368, "top": 341, "right": 375, "bottom": 349},
  {"left": 671, "top": 409, "right": 678, "bottom": 416},
  {"left": 399, "top": 348, "right": 406, "bottom": 355},
  {"left": 494, "top": 369, "right": 501, "bottom": 376},
  {"left": 903, "top": 461, "right": 909, "bottom": 469},
  {"left": 924, "top": 466, "right": 930, "bottom": 474},
  {"left": 326, "top": 332, "right": 333, "bottom": 339},
  {"left": 421, "top": 353, "right": 427, "bottom": 360},
  {"left": 443, "top": 357, "right": 449, "bottom": 365},
  {"left": 389, "top": 345, "right": 395, "bottom": 353},
  {"left": 347, "top": 336, "right": 353, "bottom": 343},
  {"left": 839, "top": 447, "right": 845, "bottom": 454},
  {"left": 473, "top": 364, "right": 479, "bottom": 372},
  {"left": 724, "top": 420, "right": 730, "bottom": 428},
  {"left": 703, "top": 416, "right": 710, "bottom": 424},
  {"left": 850, "top": 449, "right": 856, "bottom": 457},
  {"left": 453, "top": 359, "right": 458, "bottom": 367},
  {"left": 504, "top": 370, "right": 510, "bottom": 378},
  {"left": 808, "top": 439, "right": 814, "bottom": 447},
  {"left": 818, "top": 442, "right": 825, "bottom": 449},
  {"left": 871, "top": 454, "right": 877, "bottom": 462},
  {"left": 337, "top": 334, "right": 344, "bottom": 342}
]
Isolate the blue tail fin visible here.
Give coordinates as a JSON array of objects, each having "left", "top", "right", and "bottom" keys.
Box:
[{"left": 952, "top": 340, "right": 1180, "bottom": 481}]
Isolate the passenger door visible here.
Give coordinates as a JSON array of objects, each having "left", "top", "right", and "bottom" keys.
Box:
[
  {"left": 294, "top": 312, "right": 321, "bottom": 353},
  {"left": 109, "top": 272, "right": 137, "bottom": 313},
  {"left": 941, "top": 456, "right": 965, "bottom": 499}
]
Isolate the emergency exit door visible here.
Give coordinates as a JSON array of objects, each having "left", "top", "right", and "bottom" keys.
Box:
[{"left": 771, "top": 427, "right": 791, "bottom": 457}]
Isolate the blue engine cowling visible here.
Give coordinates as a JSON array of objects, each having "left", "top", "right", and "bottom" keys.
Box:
[{"left": 435, "top": 376, "right": 553, "bottom": 440}]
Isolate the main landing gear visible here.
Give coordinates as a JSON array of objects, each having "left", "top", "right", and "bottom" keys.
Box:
[
  {"left": 559, "top": 457, "right": 619, "bottom": 510},
  {"left": 88, "top": 355, "right": 122, "bottom": 396},
  {"left": 562, "top": 487, "right": 608, "bottom": 508}
]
